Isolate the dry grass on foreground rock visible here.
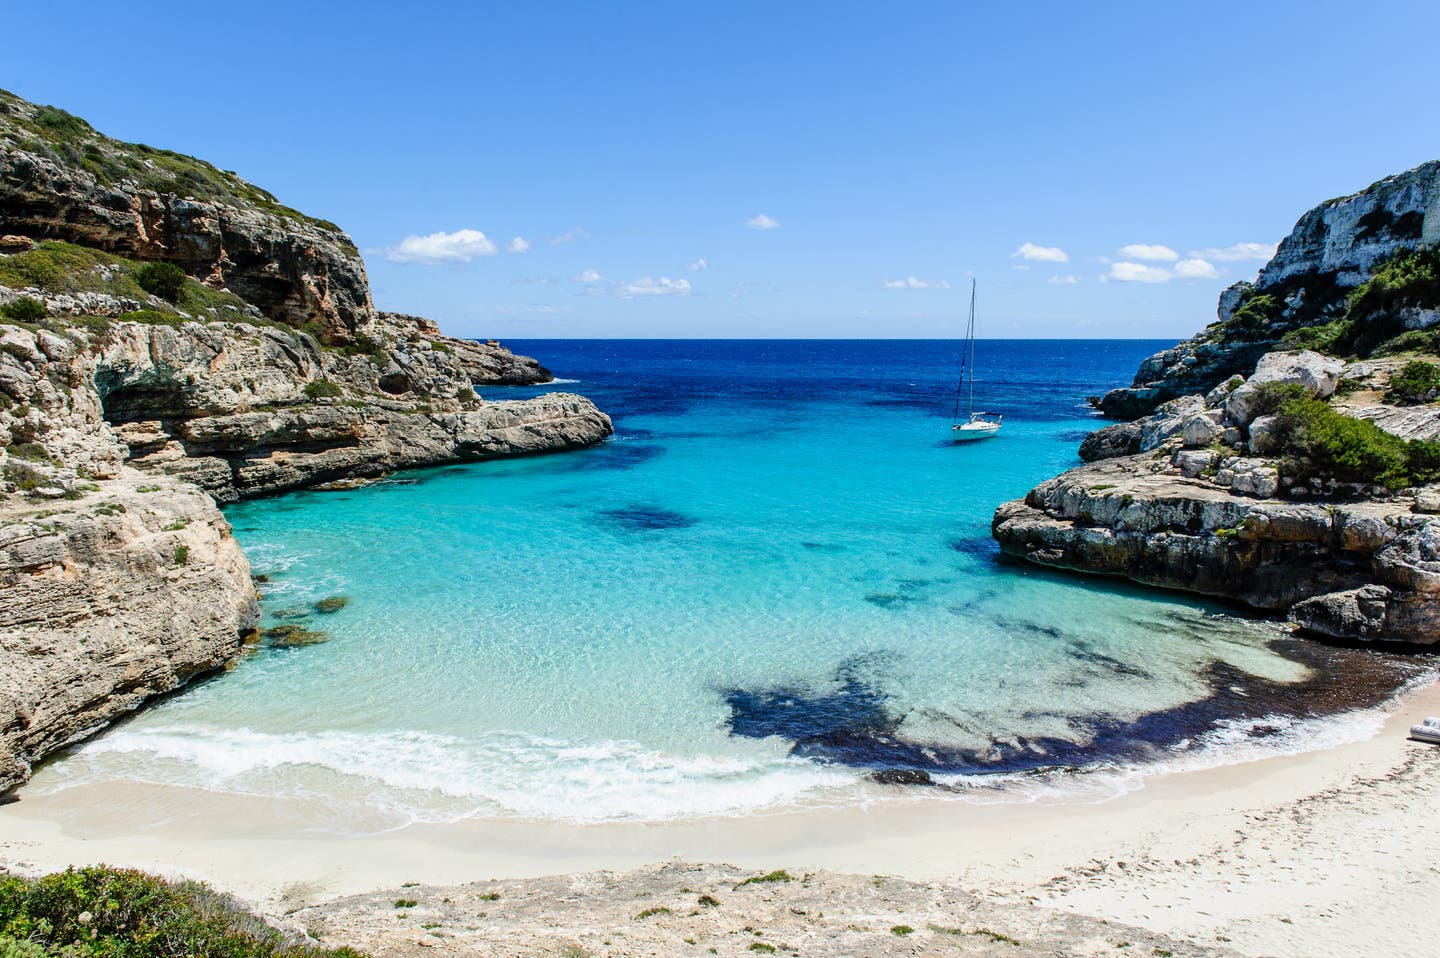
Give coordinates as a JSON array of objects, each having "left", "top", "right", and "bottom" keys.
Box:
[{"left": 292, "top": 862, "right": 1230, "bottom": 958}]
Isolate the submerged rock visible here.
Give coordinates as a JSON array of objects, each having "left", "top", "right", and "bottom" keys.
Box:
[{"left": 314, "top": 595, "right": 350, "bottom": 614}]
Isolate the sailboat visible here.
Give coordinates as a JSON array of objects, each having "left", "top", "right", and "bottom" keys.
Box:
[{"left": 951, "top": 279, "right": 1002, "bottom": 442}]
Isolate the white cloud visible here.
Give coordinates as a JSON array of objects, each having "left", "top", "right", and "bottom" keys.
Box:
[
  {"left": 1012, "top": 242, "right": 1068, "bottom": 263},
  {"left": 505, "top": 236, "right": 531, "bottom": 254},
  {"left": 1106, "top": 258, "right": 1220, "bottom": 283},
  {"left": 616, "top": 276, "right": 692, "bottom": 299},
  {"left": 1106, "top": 262, "right": 1173, "bottom": 283},
  {"left": 381, "top": 228, "right": 498, "bottom": 264},
  {"left": 1173, "top": 257, "right": 1219, "bottom": 278},
  {"left": 1117, "top": 243, "right": 1179, "bottom": 262},
  {"left": 746, "top": 213, "right": 780, "bottom": 230},
  {"left": 547, "top": 227, "right": 591, "bottom": 246},
  {"left": 1048, "top": 274, "right": 1082, "bottom": 285},
  {"left": 882, "top": 276, "right": 950, "bottom": 289},
  {"left": 575, "top": 269, "right": 604, "bottom": 283},
  {"left": 686, "top": 258, "right": 708, "bottom": 271},
  {"left": 1189, "top": 241, "right": 1278, "bottom": 262}
]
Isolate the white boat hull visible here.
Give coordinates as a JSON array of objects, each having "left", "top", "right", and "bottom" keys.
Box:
[{"left": 952, "top": 422, "right": 1001, "bottom": 442}]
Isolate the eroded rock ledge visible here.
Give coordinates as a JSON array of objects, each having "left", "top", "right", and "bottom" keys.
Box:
[
  {"left": 0, "top": 313, "right": 611, "bottom": 792},
  {"left": 992, "top": 456, "right": 1440, "bottom": 642},
  {"left": 0, "top": 471, "right": 255, "bottom": 788}
]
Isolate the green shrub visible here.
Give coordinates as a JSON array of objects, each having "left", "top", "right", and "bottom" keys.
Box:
[
  {"left": 1268, "top": 396, "right": 1440, "bottom": 489},
  {"left": 1, "top": 297, "right": 47, "bottom": 322},
  {"left": 340, "top": 334, "right": 387, "bottom": 362},
  {"left": 1279, "top": 317, "right": 1355, "bottom": 355},
  {"left": 1225, "top": 293, "right": 1281, "bottom": 338},
  {"left": 0, "top": 866, "right": 365, "bottom": 958},
  {"left": 1247, "top": 381, "right": 1310, "bottom": 419},
  {"left": 32, "top": 105, "right": 93, "bottom": 139},
  {"left": 133, "top": 261, "right": 187, "bottom": 302},
  {"left": 1386, "top": 360, "right": 1440, "bottom": 404},
  {"left": 1348, "top": 245, "right": 1440, "bottom": 319},
  {"left": 303, "top": 380, "right": 342, "bottom": 399},
  {"left": 173, "top": 544, "right": 190, "bottom": 566}
]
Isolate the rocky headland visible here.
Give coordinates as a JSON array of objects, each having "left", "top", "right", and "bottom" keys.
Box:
[
  {"left": 0, "top": 90, "right": 612, "bottom": 791},
  {"left": 994, "top": 160, "right": 1440, "bottom": 643}
]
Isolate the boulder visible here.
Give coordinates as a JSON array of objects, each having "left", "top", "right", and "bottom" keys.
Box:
[
  {"left": 1181, "top": 411, "right": 1224, "bottom": 448},
  {"left": 1227, "top": 350, "right": 1346, "bottom": 426},
  {"left": 1140, "top": 395, "right": 1206, "bottom": 451},
  {"left": 1078, "top": 421, "right": 1141, "bottom": 462},
  {"left": 1248, "top": 414, "right": 1282, "bottom": 455}
]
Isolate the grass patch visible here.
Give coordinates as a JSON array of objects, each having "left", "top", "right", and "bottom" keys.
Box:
[
  {"left": 697, "top": 894, "right": 719, "bottom": 908},
  {"left": 172, "top": 544, "right": 190, "bottom": 566},
  {"left": 1, "top": 296, "right": 46, "bottom": 321},
  {"left": 747, "top": 944, "right": 775, "bottom": 954},
  {"left": 393, "top": 899, "right": 417, "bottom": 909},
  {"left": 635, "top": 907, "right": 671, "bottom": 919},
  {"left": 1386, "top": 359, "right": 1440, "bottom": 404},
  {"left": 735, "top": 870, "right": 793, "bottom": 888},
  {"left": 0, "top": 865, "right": 364, "bottom": 958},
  {"left": 5, "top": 443, "right": 50, "bottom": 463},
  {"left": 890, "top": 925, "right": 914, "bottom": 936},
  {"left": 303, "top": 380, "right": 343, "bottom": 400}
]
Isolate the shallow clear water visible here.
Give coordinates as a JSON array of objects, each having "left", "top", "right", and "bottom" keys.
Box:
[{"left": 34, "top": 340, "right": 1408, "bottom": 826}]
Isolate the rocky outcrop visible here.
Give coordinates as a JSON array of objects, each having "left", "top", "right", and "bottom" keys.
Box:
[
  {"left": 0, "top": 119, "right": 374, "bottom": 343},
  {"left": 377, "top": 312, "right": 552, "bottom": 385},
  {"left": 997, "top": 344, "right": 1440, "bottom": 643},
  {"left": 1097, "top": 161, "right": 1440, "bottom": 419},
  {"left": 0, "top": 90, "right": 611, "bottom": 791},
  {"left": 0, "top": 471, "right": 256, "bottom": 789},
  {"left": 992, "top": 455, "right": 1438, "bottom": 642},
  {"left": 1000, "top": 160, "right": 1440, "bottom": 643}
]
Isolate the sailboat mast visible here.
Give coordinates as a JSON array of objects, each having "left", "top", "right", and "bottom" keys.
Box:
[{"left": 966, "top": 279, "right": 977, "bottom": 419}]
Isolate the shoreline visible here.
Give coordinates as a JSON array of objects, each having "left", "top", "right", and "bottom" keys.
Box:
[{"left": 3, "top": 674, "right": 1438, "bottom": 956}]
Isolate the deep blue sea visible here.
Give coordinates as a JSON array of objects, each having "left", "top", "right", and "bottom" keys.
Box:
[{"left": 32, "top": 340, "right": 1424, "bottom": 827}]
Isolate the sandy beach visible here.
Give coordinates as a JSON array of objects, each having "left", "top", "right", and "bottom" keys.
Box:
[{"left": 2, "top": 674, "right": 1437, "bottom": 957}]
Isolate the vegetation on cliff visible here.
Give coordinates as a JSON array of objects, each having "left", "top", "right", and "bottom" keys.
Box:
[
  {"left": 0, "top": 90, "right": 344, "bottom": 237},
  {"left": 0, "top": 866, "right": 362, "bottom": 958},
  {"left": 1268, "top": 392, "right": 1440, "bottom": 490}
]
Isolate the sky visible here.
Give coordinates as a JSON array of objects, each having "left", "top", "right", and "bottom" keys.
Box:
[{"left": 5, "top": 1, "right": 1438, "bottom": 339}]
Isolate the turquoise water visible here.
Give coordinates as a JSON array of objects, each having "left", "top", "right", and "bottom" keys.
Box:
[{"left": 34, "top": 341, "right": 1400, "bottom": 826}]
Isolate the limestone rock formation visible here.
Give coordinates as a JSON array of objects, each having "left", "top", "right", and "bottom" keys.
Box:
[
  {"left": 0, "top": 472, "right": 256, "bottom": 790},
  {"left": 0, "top": 89, "right": 612, "bottom": 791},
  {"left": 1096, "top": 160, "right": 1440, "bottom": 419}
]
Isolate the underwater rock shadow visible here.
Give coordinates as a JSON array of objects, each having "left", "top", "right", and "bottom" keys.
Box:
[
  {"left": 594, "top": 503, "right": 697, "bottom": 532},
  {"left": 720, "top": 638, "right": 1426, "bottom": 778}
]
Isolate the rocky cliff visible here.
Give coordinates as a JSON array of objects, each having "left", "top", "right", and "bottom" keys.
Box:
[
  {"left": 995, "top": 162, "right": 1440, "bottom": 645},
  {"left": 1096, "top": 161, "right": 1440, "bottom": 420},
  {"left": 0, "top": 91, "right": 612, "bottom": 792}
]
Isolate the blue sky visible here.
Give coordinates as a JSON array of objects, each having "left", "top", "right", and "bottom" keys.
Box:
[{"left": 6, "top": 1, "right": 1438, "bottom": 338}]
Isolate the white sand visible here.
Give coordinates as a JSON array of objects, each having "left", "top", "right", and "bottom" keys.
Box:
[{"left": 2, "top": 678, "right": 1438, "bottom": 957}]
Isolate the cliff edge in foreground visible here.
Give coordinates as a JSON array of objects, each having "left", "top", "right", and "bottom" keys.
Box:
[
  {"left": 994, "top": 161, "right": 1440, "bottom": 643},
  {"left": 0, "top": 90, "right": 612, "bottom": 790}
]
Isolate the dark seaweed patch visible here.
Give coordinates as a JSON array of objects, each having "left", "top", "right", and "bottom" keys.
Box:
[
  {"left": 722, "top": 639, "right": 1431, "bottom": 778},
  {"left": 1065, "top": 640, "right": 1154, "bottom": 679},
  {"left": 578, "top": 442, "right": 663, "bottom": 472},
  {"left": 595, "top": 504, "right": 696, "bottom": 531},
  {"left": 801, "top": 541, "right": 846, "bottom": 552},
  {"left": 950, "top": 534, "right": 1000, "bottom": 562},
  {"left": 993, "top": 616, "right": 1064, "bottom": 639}
]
